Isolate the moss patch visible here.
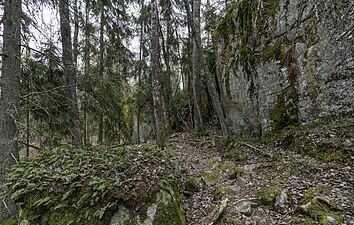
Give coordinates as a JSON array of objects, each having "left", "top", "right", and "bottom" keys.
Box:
[
  {"left": 213, "top": 187, "right": 235, "bottom": 200},
  {"left": 261, "top": 186, "right": 282, "bottom": 209},
  {"left": 270, "top": 85, "right": 300, "bottom": 131},
  {"left": 154, "top": 182, "right": 185, "bottom": 225},
  {"left": 184, "top": 176, "right": 199, "bottom": 195},
  {"left": 262, "top": 117, "right": 354, "bottom": 163},
  {"left": 203, "top": 171, "right": 219, "bottom": 185},
  {"left": 298, "top": 196, "right": 343, "bottom": 225},
  {"left": 0, "top": 217, "right": 17, "bottom": 225},
  {"left": 207, "top": 157, "right": 221, "bottom": 168}
]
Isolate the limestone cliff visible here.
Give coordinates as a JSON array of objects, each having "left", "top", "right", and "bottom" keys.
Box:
[{"left": 212, "top": 0, "right": 353, "bottom": 136}]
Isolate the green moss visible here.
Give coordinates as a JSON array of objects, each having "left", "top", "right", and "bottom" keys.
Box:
[
  {"left": 0, "top": 216, "right": 17, "bottom": 225},
  {"left": 303, "top": 187, "right": 328, "bottom": 204},
  {"left": 262, "top": 45, "right": 276, "bottom": 62},
  {"left": 262, "top": 44, "right": 287, "bottom": 63},
  {"left": 263, "top": 0, "right": 280, "bottom": 18},
  {"left": 184, "top": 176, "right": 199, "bottom": 195},
  {"left": 220, "top": 163, "right": 234, "bottom": 172},
  {"left": 213, "top": 187, "right": 235, "bottom": 200},
  {"left": 207, "top": 157, "right": 221, "bottom": 168},
  {"left": 203, "top": 172, "right": 219, "bottom": 184},
  {"left": 299, "top": 196, "right": 343, "bottom": 225},
  {"left": 269, "top": 85, "right": 300, "bottom": 131},
  {"left": 261, "top": 186, "right": 281, "bottom": 209},
  {"left": 154, "top": 183, "right": 185, "bottom": 225}
]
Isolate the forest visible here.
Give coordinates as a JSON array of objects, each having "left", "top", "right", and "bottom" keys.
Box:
[{"left": 0, "top": 0, "right": 353, "bottom": 224}]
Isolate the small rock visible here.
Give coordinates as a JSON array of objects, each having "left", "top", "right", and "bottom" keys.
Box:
[
  {"left": 235, "top": 201, "right": 253, "bottom": 216},
  {"left": 275, "top": 190, "right": 288, "bottom": 207},
  {"left": 327, "top": 215, "right": 336, "bottom": 224},
  {"left": 244, "top": 164, "right": 256, "bottom": 174}
]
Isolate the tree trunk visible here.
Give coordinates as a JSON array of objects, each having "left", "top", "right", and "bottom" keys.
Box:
[
  {"left": 0, "top": 0, "right": 21, "bottom": 221},
  {"left": 204, "top": 57, "right": 229, "bottom": 137},
  {"left": 151, "top": 0, "right": 165, "bottom": 148},
  {"left": 73, "top": 0, "right": 79, "bottom": 66},
  {"left": 83, "top": 0, "right": 91, "bottom": 146},
  {"left": 98, "top": 2, "right": 105, "bottom": 145},
  {"left": 192, "top": 0, "right": 204, "bottom": 132},
  {"left": 59, "top": 0, "right": 82, "bottom": 147}
]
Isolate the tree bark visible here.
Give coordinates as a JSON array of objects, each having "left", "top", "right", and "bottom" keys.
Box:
[
  {"left": 59, "top": 0, "right": 82, "bottom": 147},
  {"left": 0, "top": 0, "right": 21, "bottom": 221},
  {"left": 73, "top": 0, "right": 79, "bottom": 66},
  {"left": 192, "top": 0, "right": 204, "bottom": 132},
  {"left": 83, "top": 0, "right": 91, "bottom": 146},
  {"left": 184, "top": 0, "right": 228, "bottom": 136},
  {"left": 151, "top": 0, "right": 165, "bottom": 148},
  {"left": 98, "top": 2, "right": 105, "bottom": 145}
]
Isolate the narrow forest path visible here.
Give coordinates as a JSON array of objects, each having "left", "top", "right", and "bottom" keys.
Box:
[{"left": 166, "top": 132, "right": 353, "bottom": 225}]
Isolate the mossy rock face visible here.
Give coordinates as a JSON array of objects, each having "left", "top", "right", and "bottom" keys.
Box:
[
  {"left": 111, "top": 183, "right": 185, "bottom": 225},
  {"left": 0, "top": 216, "right": 17, "bottom": 225}
]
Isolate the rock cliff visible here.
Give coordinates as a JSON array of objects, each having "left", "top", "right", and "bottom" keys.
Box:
[{"left": 213, "top": 0, "right": 353, "bottom": 136}]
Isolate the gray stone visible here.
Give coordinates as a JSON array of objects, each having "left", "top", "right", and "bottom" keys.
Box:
[
  {"left": 215, "top": 0, "right": 354, "bottom": 136},
  {"left": 235, "top": 201, "right": 254, "bottom": 216},
  {"left": 275, "top": 190, "right": 288, "bottom": 207},
  {"left": 110, "top": 183, "right": 185, "bottom": 225},
  {"left": 326, "top": 215, "right": 336, "bottom": 225}
]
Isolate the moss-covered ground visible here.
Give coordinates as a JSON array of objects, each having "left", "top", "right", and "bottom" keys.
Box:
[{"left": 0, "top": 145, "right": 184, "bottom": 225}]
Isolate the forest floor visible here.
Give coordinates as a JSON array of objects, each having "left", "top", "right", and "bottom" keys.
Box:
[{"left": 166, "top": 129, "right": 353, "bottom": 225}]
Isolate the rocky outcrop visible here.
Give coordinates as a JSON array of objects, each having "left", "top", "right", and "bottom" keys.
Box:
[{"left": 213, "top": 0, "right": 353, "bottom": 136}]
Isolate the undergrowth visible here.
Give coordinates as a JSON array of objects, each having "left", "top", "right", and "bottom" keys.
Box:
[
  {"left": 0, "top": 145, "right": 177, "bottom": 224},
  {"left": 262, "top": 116, "right": 354, "bottom": 163}
]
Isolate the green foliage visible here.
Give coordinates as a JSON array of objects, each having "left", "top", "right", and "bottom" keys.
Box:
[
  {"left": 262, "top": 117, "right": 354, "bottom": 163},
  {"left": 0, "top": 216, "right": 17, "bottom": 225},
  {"left": 21, "top": 42, "right": 70, "bottom": 146},
  {"left": 1, "top": 145, "right": 177, "bottom": 224}
]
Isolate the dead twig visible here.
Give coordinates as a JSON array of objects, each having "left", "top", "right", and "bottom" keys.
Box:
[
  {"left": 239, "top": 142, "right": 273, "bottom": 158},
  {"left": 201, "top": 198, "right": 229, "bottom": 225}
]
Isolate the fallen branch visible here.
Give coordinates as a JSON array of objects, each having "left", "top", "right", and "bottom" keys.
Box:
[
  {"left": 201, "top": 198, "right": 229, "bottom": 225},
  {"left": 20, "top": 141, "right": 40, "bottom": 150},
  {"left": 239, "top": 142, "right": 273, "bottom": 158}
]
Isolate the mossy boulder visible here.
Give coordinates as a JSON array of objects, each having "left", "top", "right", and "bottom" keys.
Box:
[
  {"left": 111, "top": 183, "right": 185, "bottom": 225},
  {"left": 2, "top": 145, "right": 185, "bottom": 225}
]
